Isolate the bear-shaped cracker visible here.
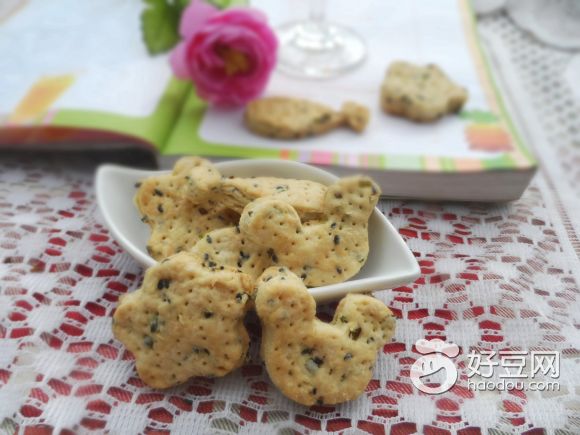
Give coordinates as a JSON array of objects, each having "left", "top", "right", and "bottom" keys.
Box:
[
  {"left": 191, "top": 176, "right": 380, "bottom": 286},
  {"left": 255, "top": 267, "right": 396, "bottom": 405}
]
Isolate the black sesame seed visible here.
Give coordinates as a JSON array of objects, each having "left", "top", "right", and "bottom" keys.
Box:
[
  {"left": 154, "top": 189, "right": 164, "bottom": 196},
  {"left": 157, "top": 279, "right": 171, "bottom": 290},
  {"left": 311, "top": 387, "right": 317, "bottom": 395},
  {"left": 157, "top": 204, "right": 164, "bottom": 213},
  {"left": 203, "top": 253, "right": 209, "bottom": 261},
  {"left": 333, "top": 235, "right": 340, "bottom": 245},
  {"left": 300, "top": 273, "right": 307, "bottom": 280},
  {"left": 235, "top": 293, "right": 246, "bottom": 303},
  {"left": 248, "top": 211, "right": 253, "bottom": 216},
  {"left": 301, "top": 348, "right": 313, "bottom": 355},
  {"left": 267, "top": 248, "right": 278, "bottom": 263},
  {"left": 314, "top": 113, "right": 331, "bottom": 124},
  {"left": 336, "top": 267, "right": 343, "bottom": 274},
  {"left": 344, "top": 353, "right": 353, "bottom": 361},
  {"left": 340, "top": 316, "right": 348, "bottom": 323},
  {"left": 203, "top": 310, "right": 213, "bottom": 319},
  {"left": 278, "top": 268, "right": 285, "bottom": 273},
  {"left": 208, "top": 261, "right": 216, "bottom": 268},
  {"left": 349, "top": 327, "right": 362, "bottom": 340},
  {"left": 143, "top": 336, "right": 154, "bottom": 348},
  {"left": 141, "top": 216, "right": 149, "bottom": 223},
  {"left": 330, "top": 222, "right": 337, "bottom": 229},
  {"left": 150, "top": 317, "right": 159, "bottom": 333},
  {"left": 311, "top": 357, "right": 323, "bottom": 367},
  {"left": 206, "top": 235, "right": 213, "bottom": 243},
  {"left": 198, "top": 207, "right": 208, "bottom": 215},
  {"left": 192, "top": 346, "right": 210, "bottom": 355}
]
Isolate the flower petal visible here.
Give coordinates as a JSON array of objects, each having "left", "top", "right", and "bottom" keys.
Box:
[
  {"left": 169, "top": 41, "right": 190, "bottom": 79},
  {"left": 179, "top": 1, "right": 219, "bottom": 38},
  {"left": 179, "top": 6, "right": 278, "bottom": 106}
]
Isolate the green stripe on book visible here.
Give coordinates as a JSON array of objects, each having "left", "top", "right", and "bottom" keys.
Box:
[
  {"left": 482, "top": 153, "right": 515, "bottom": 170},
  {"left": 377, "top": 154, "right": 388, "bottom": 169},
  {"left": 465, "top": 1, "right": 536, "bottom": 166},
  {"left": 384, "top": 154, "right": 423, "bottom": 170},
  {"left": 440, "top": 158, "right": 455, "bottom": 172}
]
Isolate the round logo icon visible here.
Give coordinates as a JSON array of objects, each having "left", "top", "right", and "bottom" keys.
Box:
[{"left": 410, "top": 339, "right": 460, "bottom": 395}]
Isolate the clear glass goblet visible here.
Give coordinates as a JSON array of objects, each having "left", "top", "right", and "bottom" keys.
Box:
[{"left": 276, "top": 0, "right": 367, "bottom": 79}]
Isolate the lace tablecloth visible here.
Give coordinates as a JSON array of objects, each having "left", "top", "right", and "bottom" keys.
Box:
[{"left": 1, "top": 9, "right": 580, "bottom": 435}]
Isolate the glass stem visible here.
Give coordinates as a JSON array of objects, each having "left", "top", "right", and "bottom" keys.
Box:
[{"left": 309, "top": 0, "right": 326, "bottom": 24}]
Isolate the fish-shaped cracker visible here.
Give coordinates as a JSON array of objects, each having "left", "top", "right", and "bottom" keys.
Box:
[{"left": 244, "top": 97, "right": 369, "bottom": 139}]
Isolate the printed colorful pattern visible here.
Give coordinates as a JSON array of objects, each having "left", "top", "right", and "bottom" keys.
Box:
[{"left": 8, "top": 75, "right": 75, "bottom": 125}]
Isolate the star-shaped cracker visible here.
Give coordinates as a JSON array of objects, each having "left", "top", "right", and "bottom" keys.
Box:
[{"left": 113, "top": 252, "right": 254, "bottom": 388}]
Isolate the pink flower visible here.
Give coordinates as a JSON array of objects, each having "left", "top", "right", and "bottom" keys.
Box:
[{"left": 170, "top": 1, "right": 278, "bottom": 106}]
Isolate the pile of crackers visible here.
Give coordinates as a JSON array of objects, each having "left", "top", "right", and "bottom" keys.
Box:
[{"left": 113, "top": 157, "right": 396, "bottom": 406}]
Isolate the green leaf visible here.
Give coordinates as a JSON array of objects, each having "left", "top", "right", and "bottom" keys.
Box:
[
  {"left": 140, "top": 0, "right": 238, "bottom": 55},
  {"left": 176, "top": 0, "right": 192, "bottom": 9},
  {"left": 206, "top": 0, "right": 232, "bottom": 8},
  {"left": 141, "top": 0, "right": 182, "bottom": 55}
]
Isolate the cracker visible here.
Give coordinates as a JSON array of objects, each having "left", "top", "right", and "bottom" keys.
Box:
[
  {"left": 255, "top": 267, "right": 396, "bottom": 405},
  {"left": 135, "top": 157, "right": 239, "bottom": 260},
  {"left": 136, "top": 157, "right": 329, "bottom": 260},
  {"left": 244, "top": 97, "right": 369, "bottom": 139},
  {"left": 112, "top": 252, "right": 254, "bottom": 388},
  {"left": 381, "top": 61, "right": 468, "bottom": 122},
  {"left": 341, "top": 101, "right": 370, "bottom": 133},
  {"left": 219, "top": 176, "right": 327, "bottom": 219},
  {"left": 191, "top": 176, "right": 380, "bottom": 286}
]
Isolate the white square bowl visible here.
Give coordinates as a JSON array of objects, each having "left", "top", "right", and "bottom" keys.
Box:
[{"left": 96, "top": 159, "right": 420, "bottom": 302}]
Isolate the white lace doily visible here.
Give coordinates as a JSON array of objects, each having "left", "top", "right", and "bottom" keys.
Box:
[{"left": 507, "top": 0, "right": 580, "bottom": 50}]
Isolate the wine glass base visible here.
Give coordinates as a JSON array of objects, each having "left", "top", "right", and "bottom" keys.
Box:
[{"left": 276, "top": 21, "right": 367, "bottom": 79}]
